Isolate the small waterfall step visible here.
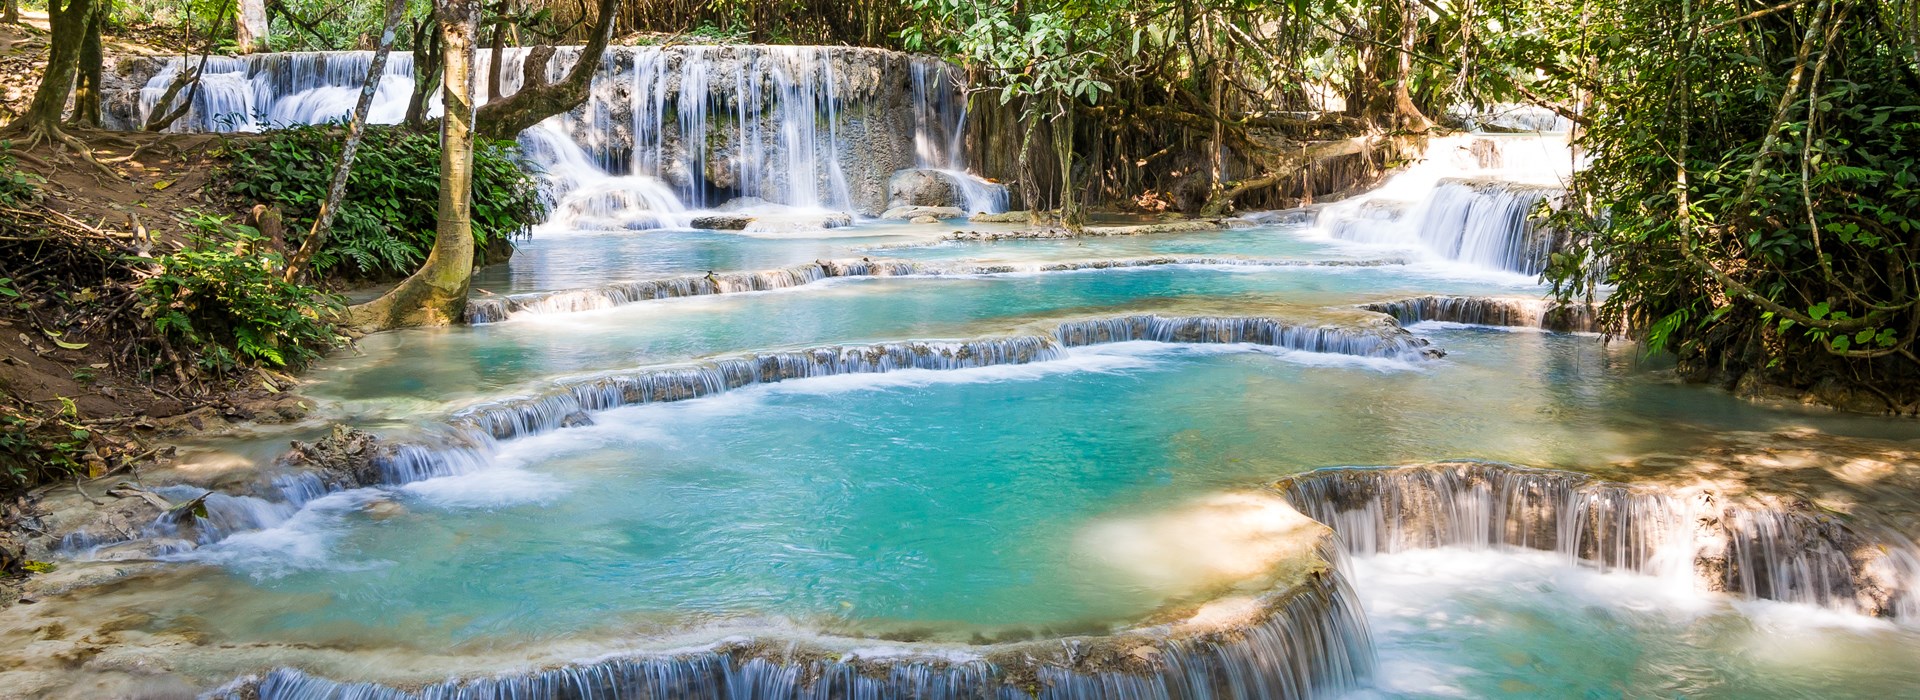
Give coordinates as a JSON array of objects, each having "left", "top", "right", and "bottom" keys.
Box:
[
  {"left": 1276, "top": 461, "right": 1920, "bottom": 619},
  {"left": 1361, "top": 295, "right": 1602, "bottom": 333},
  {"left": 467, "top": 256, "right": 1411, "bottom": 323}
]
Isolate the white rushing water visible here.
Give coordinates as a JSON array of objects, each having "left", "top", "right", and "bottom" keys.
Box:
[
  {"left": 121, "top": 46, "right": 1009, "bottom": 226},
  {"left": 1311, "top": 134, "right": 1579, "bottom": 277}
]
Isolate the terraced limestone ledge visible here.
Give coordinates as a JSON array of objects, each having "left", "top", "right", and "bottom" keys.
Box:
[
  {"left": 944, "top": 219, "right": 1238, "bottom": 241},
  {"left": 1360, "top": 295, "right": 1603, "bottom": 333},
  {"left": 467, "top": 256, "right": 1407, "bottom": 324},
  {"left": 1276, "top": 461, "right": 1920, "bottom": 619},
  {"left": 387, "top": 312, "right": 1434, "bottom": 482},
  {"left": 9, "top": 502, "right": 1373, "bottom": 700}
]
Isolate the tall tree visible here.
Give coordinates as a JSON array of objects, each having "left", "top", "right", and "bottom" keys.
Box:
[
  {"left": 236, "top": 0, "right": 271, "bottom": 53},
  {"left": 9, "top": 0, "right": 96, "bottom": 134},
  {"left": 282, "top": 0, "right": 411, "bottom": 284},
  {"left": 348, "top": 0, "right": 481, "bottom": 330}
]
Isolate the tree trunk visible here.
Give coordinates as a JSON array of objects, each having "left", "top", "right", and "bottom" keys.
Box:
[
  {"left": 16, "top": 0, "right": 96, "bottom": 130},
  {"left": 473, "top": 0, "right": 615, "bottom": 140},
  {"left": 348, "top": 0, "right": 478, "bottom": 331},
  {"left": 1053, "top": 95, "right": 1081, "bottom": 229},
  {"left": 405, "top": 14, "right": 444, "bottom": 128},
  {"left": 283, "top": 0, "right": 408, "bottom": 284},
  {"left": 236, "top": 0, "right": 270, "bottom": 53},
  {"left": 72, "top": 0, "right": 107, "bottom": 127},
  {"left": 3, "top": 0, "right": 20, "bottom": 25},
  {"left": 1392, "top": 0, "right": 1433, "bottom": 130}
]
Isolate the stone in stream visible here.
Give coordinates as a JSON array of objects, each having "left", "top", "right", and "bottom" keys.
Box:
[
  {"left": 969, "top": 210, "right": 1031, "bottom": 223},
  {"left": 880, "top": 205, "right": 964, "bottom": 220},
  {"left": 909, "top": 215, "right": 940, "bottom": 224},
  {"left": 280, "top": 424, "right": 393, "bottom": 490},
  {"left": 691, "top": 214, "right": 754, "bottom": 230},
  {"left": 885, "top": 168, "right": 958, "bottom": 208}
]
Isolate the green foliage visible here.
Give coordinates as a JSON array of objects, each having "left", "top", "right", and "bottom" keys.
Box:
[
  {"left": 0, "top": 141, "right": 44, "bottom": 208},
  {"left": 0, "top": 402, "right": 89, "bottom": 493},
  {"left": 222, "top": 125, "right": 543, "bottom": 280},
  {"left": 1548, "top": 0, "right": 1920, "bottom": 398},
  {"left": 138, "top": 211, "right": 347, "bottom": 375}
]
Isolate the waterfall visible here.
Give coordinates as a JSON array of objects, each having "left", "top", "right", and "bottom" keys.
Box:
[
  {"left": 110, "top": 46, "right": 997, "bottom": 217},
  {"left": 127, "top": 52, "right": 419, "bottom": 132},
  {"left": 1313, "top": 135, "right": 1574, "bottom": 276},
  {"left": 224, "top": 545, "right": 1373, "bottom": 700},
  {"left": 906, "top": 60, "right": 1008, "bottom": 214},
  {"left": 1276, "top": 462, "right": 1920, "bottom": 619},
  {"left": 381, "top": 315, "right": 1427, "bottom": 483},
  {"left": 1360, "top": 295, "right": 1601, "bottom": 333},
  {"left": 466, "top": 256, "right": 1408, "bottom": 324}
]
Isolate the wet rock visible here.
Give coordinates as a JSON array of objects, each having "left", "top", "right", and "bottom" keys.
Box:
[
  {"left": 691, "top": 214, "right": 754, "bottom": 230},
  {"left": 968, "top": 210, "right": 1031, "bottom": 223},
  {"left": 281, "top": 424, "right": 393, "bottom": 490},
  {"left": 880, "top": 205, "right": 964, "bottom": 220},
  {"left": 53, "top": 496, "right": 167, "bottom": 551},
  {"left": 886, "top": 169, "right": 958, "bottom": 209},
  {"left": 559, "top": 411, "right": 595, "bottom": 428},
  {"left": 87, "top": 537, "right": 197, "bottom": 561},
  {"left": 909, "top": 215, "right": 940, "bottom": 224},
  {"left": 362, "top": 499, "right": 407, "bottom": 521},
  {"left": 745, "top": 211, "right": 855, "bottom": 231}
]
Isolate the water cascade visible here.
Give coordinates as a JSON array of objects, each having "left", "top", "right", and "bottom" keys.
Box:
[
  {"left": 1314, "top": 135, "right": 1575, "bottom": 276},
  {"left": 222, "top": 542, "right": 1374, "bottom": 700},
  {"left": 1277, "top": 462, "right": 1920, "bottom": 619},
  {"left": 108, "top": 46, "right": 1007, "bottom": 218},
  {"left": 466, "top": 256, "right": 1410, "bottom": 324},
  {"left": 1360, "top": 295, "right": 1601, "bottom": 333}
]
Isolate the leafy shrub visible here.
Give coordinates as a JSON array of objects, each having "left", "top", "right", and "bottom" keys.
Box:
[
  {"left": 139, "top": 212, "right": 347, "bottom": 375},
  {"left": 0, "top": 141, "right": 44, "bottom": 207},
  {"left": 223, "top": 125, "right": 544, "bottom": 281},
  {"left": 0, "top": 404, "right": 88, "bottom": 493}
]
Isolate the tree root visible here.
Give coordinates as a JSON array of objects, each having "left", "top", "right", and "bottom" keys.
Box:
[{"left": 9, "top": 121, "right": 120, "bottom": 178}]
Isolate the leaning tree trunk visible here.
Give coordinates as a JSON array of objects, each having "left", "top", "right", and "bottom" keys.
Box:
[
  {"left": 1392, "top": 0, "right": 1433, "bottom": 130},
  {"left": 348, "top": 0, "right": 478, "bottom": 331},
  {"left": 236, "top": 0, "right": 270, "bottom": 53},
  {"left": 14, "top": 0, "right": 96, "bottom": 131},
  {"left": 473, "top": 0, "right": 616, "bottom": 140},
  {"left": 71, "top": 0, "right": 108, "bottom": 127},
  {"left": 405, "top": 14, "right": 444, "bottom": 128},
  {"left": 283, "top": 0, "right": 409, "bottom": 284}
]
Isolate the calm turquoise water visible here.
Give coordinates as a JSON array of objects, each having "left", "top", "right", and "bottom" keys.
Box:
[{"left": 127, "top": 190, "right": 1920, "bottom": 694}]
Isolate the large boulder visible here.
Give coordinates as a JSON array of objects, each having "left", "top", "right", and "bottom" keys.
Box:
[{"left": 887, "top": 169, "right": 959, "bottom": 209}]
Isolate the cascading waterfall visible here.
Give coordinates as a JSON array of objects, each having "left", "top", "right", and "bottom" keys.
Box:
[
  {"left": 109, "top": 45, "right": 1002, "bottom": 218},
  {"left": 1314, "top": 135, "right": 1574, "bottom": 276},
  {"left": 465, "top": 256, "right": 1409, "bottom": 324},
  {"left": 222, "top": 542, "right": 1374, "bottom": 700},
  {"left": 1360, "top": 295, "right": 1601, "bottom": 333},
  {"left": 126, "top": 52, "right": 418, "bottom": 132},
  {"left": 907, "top": 60, "right": 1008, "bottom": 214},
  {"left": 1276, "top": 462, "right": 1920, "bottom": 619}
]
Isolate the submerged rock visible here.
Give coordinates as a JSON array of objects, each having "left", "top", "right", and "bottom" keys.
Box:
[
  {"left": 909, "top": 215, "right": 940, "bottom": 224},
  {"left": 968, "top": 210, "right": 1031, "bottom": 223},
  {"left": 880, "top": 205, "right": 964, "bottom": 220}
]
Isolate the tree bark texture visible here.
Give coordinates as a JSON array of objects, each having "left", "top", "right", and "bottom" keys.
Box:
[
  {"left": 16, "top": 0, "right": 96, "bottom": 130},
  {"left": 348, "top": 0, "right": 479, "bottom": 331}
]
